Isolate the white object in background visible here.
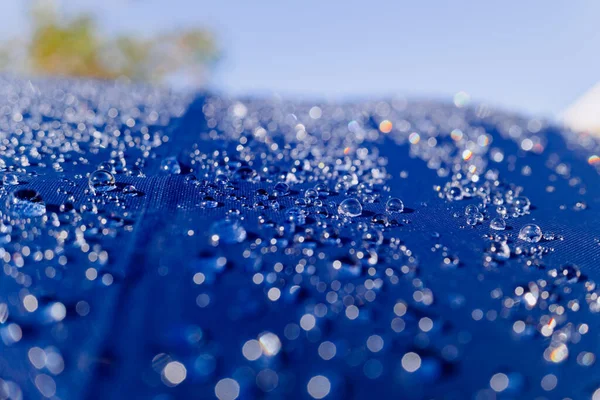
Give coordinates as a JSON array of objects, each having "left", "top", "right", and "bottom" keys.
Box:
[{"left": 561, "top": 82, "right": 600, "bottom": 134}]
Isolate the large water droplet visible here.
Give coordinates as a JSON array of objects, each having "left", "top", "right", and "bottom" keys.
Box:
[
  {"left": 496, "top": 205, "right": 507, "bottom": 217},
  {"left": 338, "top": 198, "right": 362, "bottom": 217},
  {"left": 88, "top": 170, "right": 116, "bottom": 194},
  {"left": 518, "top": 224, "right": 542, "bottom": 243},
  {"left": 490, "top": 218, "right": 506, "bottom": 231},
  {"left": 386, "top": 198, "right": 404, "bottom": 213},
  {"left": 6, "top": 188, "right": 46, "bottom": 217}
]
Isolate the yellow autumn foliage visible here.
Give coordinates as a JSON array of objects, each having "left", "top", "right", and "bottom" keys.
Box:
[{"left": 0, "top": 1, "right": 218, "bottom": 84}]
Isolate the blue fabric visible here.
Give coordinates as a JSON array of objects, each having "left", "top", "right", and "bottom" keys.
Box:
[{"left": 1, "top": 78, "right": 600, "bottom": 399}]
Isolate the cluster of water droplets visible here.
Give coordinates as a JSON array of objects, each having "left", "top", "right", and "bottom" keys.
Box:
[
  {"left": 0, "top": 76, "right": 599, "bottom": 398},
  {"left": 139, "top": 91, "right": 600, "bottom": 399},
  {"left": 165, "top": 93, "right": 600, "bottom": 398},
  {"left": 0, "top": 76, "right": 193, "bottom": 398}
]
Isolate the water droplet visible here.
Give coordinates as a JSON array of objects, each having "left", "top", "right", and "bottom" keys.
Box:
[
  {"left": 518, "top": 224, "right": 542, "bottom": 243},
  {"left": 314, "top": 183, "right": 329, "bottom": 198},
  {"left": 490, "top": 218, "right": 506, "bottom": 231},
  {"left": 305, "top": 189, "right": 318, "bottom": 200},
  {"left": 338, "top": 198, "right": 362, "bottom": 217},
  {"left": 274, "top": 182, "right": 290, "bottom": 196},
  {"left": 232, "top": 166, "right": 257, "bottom": 182},
  {"left": 185, "top": 174, "right": 200, "bottom": 186},
  {"left": 386, "top": 198, "right": 404, "bottom": 213},
  {"left": 123, "top": 185, "right": 140, "bottom": 197},
  {"left": 2, "top": 173, "right": 19, "bottom": 186},
  {"left": 371, "top": 213, "right": 389, "bottom": 226},
  {"left": 201, "top": 196, "right": 219, "bottom": 209},
  {"left": 446, "top": 185, "right": 464, "bottom": 201},
  {"left": 88, "top": 170, "right": 116, "bottom": 194},
  {"left": 512, "top": 196, "right": 531, "bottom": 213},
  {"left": 6, "top": 188, "right": 46, "bottom": 217},
  {"left": 127, "top": 166, "right": 146, "bottom": 177},
  {"left": 464, "top": 205, "right": 479, "bottom": 215},
  {"left": 215, "top": 173, "right": 230, "bottom": 186},
  {"left": 255, "top": 188, "right": 269, "bottom": 200},
  {"left": 294, "top": 198, "right": 309, "bottom": 207},
  {"left": 466, "top": 215, "right": 478, "bottom": 226},
  {"left": 97, "top": 161, "right": 116, "bottom": 174}
]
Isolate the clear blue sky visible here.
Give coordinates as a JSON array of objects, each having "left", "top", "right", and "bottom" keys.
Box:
[{"left": 2, "top": 1, "right": 600, "bottom": 117}]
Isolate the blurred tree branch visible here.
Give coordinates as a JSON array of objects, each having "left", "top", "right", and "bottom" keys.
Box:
[{"left": 0, "top": 0, "right": 219, "bottom": 85}]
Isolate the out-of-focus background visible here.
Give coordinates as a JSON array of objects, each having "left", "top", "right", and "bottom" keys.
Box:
[{"left": 1, "top": 0, "right": 600, "bottom": 131}]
